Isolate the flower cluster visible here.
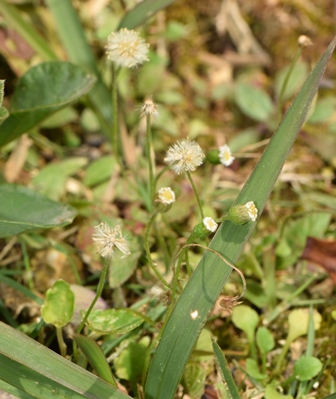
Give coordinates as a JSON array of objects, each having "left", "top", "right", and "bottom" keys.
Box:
[
  {"left": 106, "top": 28, "right": 149, "bottom": 68},
  {"left": 92, "top": 223, "right": 130, "bottom": 258},
  {"left": 164, "top": 138, "right": 205, "bottom": 175}
]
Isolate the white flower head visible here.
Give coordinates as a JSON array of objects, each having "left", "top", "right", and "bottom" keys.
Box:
[
  {"left": 245, "top": 201, "right": 258, "bottom": 222},
  {"left": 164, "top": 138, "right": 205, "bottom": 175},
  {"left": 157, "top": 187, "right": 176, "bottom": 205},
  {"left": 141, "top": 98, "right": 159, "bottom": 119},
  {"left": 203, "top": 217, "right": 218, "bottom": 233},
  {"left": 106, "top": 28, "right": 149, "bottom": 68},
  {"left": 219, "top": 145, "right": 235, "bottom": 167},
  {"left": 92, "top": 223, "right": 130, "bottom": 258}
]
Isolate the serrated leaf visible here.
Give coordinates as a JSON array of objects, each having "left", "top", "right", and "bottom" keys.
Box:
[
  {"left": 0, "top": 62, "right": 96, "bottom": 147},
  {"left": 41, "top": 279, "right": 74, "bottom": 328},
  {"left": 0, "top": 184, "right": 77, "bottom": 238}
]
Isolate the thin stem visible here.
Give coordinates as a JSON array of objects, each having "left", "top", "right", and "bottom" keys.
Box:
[
  {"left": 76, "top": 256, "right": 111, "bottom": 334},
  {"left": 186, "top": 171, "right": 204, "bottom": 221},
  {"left": 146, "top": 114, "right": 155, "bottom": 207},
  {"left": 144, "top": 210, "right": 170, "bottom": 289},
  {"left": 56, "top": 327, "right": 67, "bottom": 357},
  {"left": 111, "top": 65, "right": 123, "bottom": 168},
  {"left": 19, "top": 238, "right": 34, "bottom": 290}
]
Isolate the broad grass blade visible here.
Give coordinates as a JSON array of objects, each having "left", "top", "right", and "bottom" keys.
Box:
[
  {"left": 0, "top": 322, "right": 131, "bottom": 399},
  {"left": 144, "top": 36, "right": 336, "bottom": 399}
]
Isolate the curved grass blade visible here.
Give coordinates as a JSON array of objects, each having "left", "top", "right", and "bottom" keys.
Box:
[
  {"left": 0, "top": 322, "right": 131, "bottom": 399},
  {"left": 144, "top": 36, "right": 336, "bottom": 399},
  {"left": 74, "top": 334, "right": 117, "bottom": 387},
  {"left": 212, "top": 339, "right": 240, "bottom": 399},
  {"left": 118, "top": 0, "right": 177, "bottom": 30}
]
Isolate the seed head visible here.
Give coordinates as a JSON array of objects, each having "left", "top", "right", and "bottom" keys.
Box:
[
  {"left": 219, "top": 145, "right": 235, "bottom": 167},
  {"left": 141, "top": 98, "right": 159, "bottom": 119},
  {"left": 92, "top": 223, "right": 130, "bottom": 258},
  {"left": 164, "top": 138, "right": 205, "bottom": 175},
  {"left": 106, "top": 28, "right": 149, "bottom": 68}
]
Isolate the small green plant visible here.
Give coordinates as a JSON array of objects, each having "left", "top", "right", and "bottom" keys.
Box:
[{"left": 0, "top": 2, "right": 335, "bottom": 399}]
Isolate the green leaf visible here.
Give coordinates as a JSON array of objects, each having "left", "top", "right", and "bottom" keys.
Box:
[
  {"left": 256, "top": 327, "right": 275, "bottom": 354},
  {"left": 246, "top": 358, "right": 267, "bottom": 380},
  {"left": 118, "top": 0, "right": 177, "bottom": 29},
  {"left": 234, "top": 82, "right": 274, "bottom": 122},
  {"left": 275, "top": 61, "right": 309, "bottom": 101},
  {"left": 86, "top": 308, "right": 144, "bottom": 335},
  {"left": 0, "top": 62, "right": 96, "bottom": 147},
  {"left": 212, "top": 340, "right": 240, "bottom": 399},
  {"left": 294, "top": 356, "right": 322, "bottom": 381},
  {"left": 287, "top": 308, "right": 322, "bottom": 344},
  {"left": 32, "top": 157, "right": 88, "bottom": 200},
  {"left": 265, "top": 384, "right": 294, "bottom": 399},
  {"left": 0, "top": 321, "right": 132, "bottom": 399},
  {"left": 74, "top": 334, "right": 117, "bottom": 386},
  {"left": 114, "top": 337, "right": 149, "bottom": 383},
  {"left": 144, "top": 36, "right": 336, "bottom": 399},
  {"left": 41, "top": 279, "right": 74, "bottom": 328},
  {"left": 182, "top": 362, "right": 206, "bottom": 398},
  {"left": 0, "top": 184, "right": 77, "bottom": 238},
  {"left": 83, "top": 156, "right": 117, "bottom": 187},
  {"left": 232, "top": 305, "right": 259, "bottom": 345}
]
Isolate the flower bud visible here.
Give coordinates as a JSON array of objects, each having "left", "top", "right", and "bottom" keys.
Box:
[
  {"left": 187, "top": 217, "right": 218, "bottom": 242},
  {"left": 154, "top": 187, "right": 175, "bottom": 213},
  {"left": 226, "top": 201, "right": 258, "bottom": 225}
]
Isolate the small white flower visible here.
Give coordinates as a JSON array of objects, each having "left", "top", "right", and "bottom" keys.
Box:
[
  {"left": 106, "top": 28, "right": 149, "bottom": 68},
  {"left": 157, "top": 187, "right": 175, "bottom": 205},
  {"left": 164, "top": 138, "right": 205, "bottom": 175},
  {"left": 202, "top": 217, "right": 218, "bottom": 233},
  {"left": 245, "top": 201, "right": 258, "bottom": 222},
  {"left": 92, "top": 223, "right": 130, "bottom": 258},
  {"left": 141, "top": 98, "right": 159, "bottom": 119},
  {"left": 219, "top": 145, "right": 235, "bottom": 166}
]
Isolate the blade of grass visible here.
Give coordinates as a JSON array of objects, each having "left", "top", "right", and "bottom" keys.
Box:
[
  {"left": 0, "top": 1, "right": 57, "bottom": 61},
  {"left": 0, "top": 322, "right": 131, "bottom": 399},
  {"left": 144, "top": 36, "right": 336, "bottom": 399},
  {"left": 118, "top": 0, "right": 177, "bottom": 29},
  {"left": 212, "top": 339, "right": 241, "bottom": 399},
  {"left": 74, "top": 334, "right": 117, "bottom": 387},
  {"left": 45, "top": 0, "right": 112, "bottom": 135}
]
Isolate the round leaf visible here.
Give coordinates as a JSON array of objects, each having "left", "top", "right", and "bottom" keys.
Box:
[
  {"left": 256, "top": 327, "right": 275, "bottom": 354},
  {"left": 232, "top": 305, "right": 259, "bottom": 343},
  {"left": 294, "top": 356, "right": 322, "bottom": 381},
  {"left": 0, "top": 184, "right": 77, "bottom": 237},
  {"left": 183, "top": 362, "right": 206, "bottom": 398},
  {"left": 41, "top": 280, "right": 75, "bottom": 328},
  {"left": 287, "top": 309, "right": 322, "bottom": 343}
]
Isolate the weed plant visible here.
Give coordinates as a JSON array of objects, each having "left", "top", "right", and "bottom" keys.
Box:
[{"left": 0, "top": 2, "right": 336, "bottom": 399}]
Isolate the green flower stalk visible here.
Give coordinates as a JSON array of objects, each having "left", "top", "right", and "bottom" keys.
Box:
[
  {"left": 141, "top": 98, "right": 159, "bottom": 205},
  {"left": 105, "top": 28, "right": 150, "bottom": 164},
  {"left": 76, "top": 223, "right": 130, "bottom": 334}
]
